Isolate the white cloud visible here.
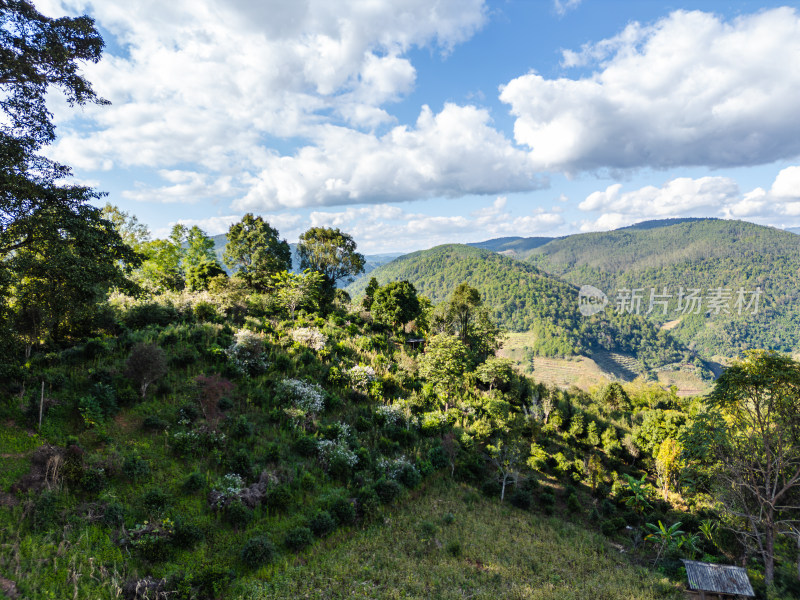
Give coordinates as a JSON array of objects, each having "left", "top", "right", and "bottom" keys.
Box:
[
  {"left": 501, "top": 8, "right": 800, "bottom": 172},
  {"left": 235, "top": 104, "right": 545, "bottom": 210},
  {"left": 578, "top": 168, "right": 800, "bottom": 231},
  {"left": 42, "top": 0, "right": 489, "bottom": 205},
  {"left": 553, "top": 1, "right": 582, "bottom": 17},
  {"left": 122, "top": 171, "right": 236, "bottom": 204}
]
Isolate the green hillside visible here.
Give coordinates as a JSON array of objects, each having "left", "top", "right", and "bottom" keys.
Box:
[
  {"left": 525, "top": 220, "right": 800, "bottom": 356},
  {"left": 346, "top": 244, "right": 694, "bottom": 368},
  {"left": 467, "top": 236, "right": 555, "bottom": 256}
]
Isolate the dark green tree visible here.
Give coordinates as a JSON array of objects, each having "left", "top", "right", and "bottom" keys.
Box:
[
  {"left": 371, "top": 280, "right": 421, "bottom": 331},
  {"left": 0, "top": 0, "right": 109, "bottom": 257},
  {"left": 223, "top": 214, "right": 290, "bottom": 291},
  {"left": 297, "top": 227, "right": 365, "bottom": 303},
  {"left": 362, "top": 276, "right": 379, "bottom": 311}
]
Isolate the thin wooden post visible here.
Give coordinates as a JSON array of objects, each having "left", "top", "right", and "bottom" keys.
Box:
[{"left": 38, "top": 380, "right": 44, "bottom": 430}]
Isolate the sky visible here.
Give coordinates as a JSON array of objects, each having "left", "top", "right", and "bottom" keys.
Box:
[{"left": 37, "top": 0, "right": 800, "bottom": 254}]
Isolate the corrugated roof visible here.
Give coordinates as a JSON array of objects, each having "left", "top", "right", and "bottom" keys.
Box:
[{"left": 681, "top": 560, "right": 755, "bottom": 597}]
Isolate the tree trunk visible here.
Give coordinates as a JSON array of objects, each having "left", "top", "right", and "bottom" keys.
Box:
[
  {"left": 500, "top": 475, "right": 507, "bottom": 502},
  {"left": 764, "top": 525, "right": 775, "bottom": 586}
]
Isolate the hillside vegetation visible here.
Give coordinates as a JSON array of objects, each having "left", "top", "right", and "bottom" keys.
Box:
[
  {"left": 346, "top": 244, "right": 699, "bottom": 371},
  {"left": 524, "top": 219, "right": 800, "bottom": 357}
]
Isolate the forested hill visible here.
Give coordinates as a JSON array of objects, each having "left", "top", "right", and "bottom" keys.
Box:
[
  {"left": 466, "top": 236, "right": 554, "bottom": 255},
  {"left": 346, "top": 244, "right": 692, "bottom": 367},
  {"left": 524, "top": 219, "right": 800, "bottom": 356}
]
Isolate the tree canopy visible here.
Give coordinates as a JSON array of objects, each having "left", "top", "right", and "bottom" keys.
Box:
[
  {"left": 297, "top": 227, "right": 365, "bottom": 303},
  {"left": 223, "top": 214, "right": 291, "bottom": 291}
]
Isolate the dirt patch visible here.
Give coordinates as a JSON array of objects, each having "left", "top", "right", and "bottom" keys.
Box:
[
  {"left": 0, "top": 576, "right": 19, "bottom": 599},
  {"left": 9, "top": 445, "right": 64, "bottom": 494}
]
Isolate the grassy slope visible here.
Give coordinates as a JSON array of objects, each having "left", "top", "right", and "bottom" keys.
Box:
[{"left": 247, "top": 477, "right": 681, "bottom": 600}]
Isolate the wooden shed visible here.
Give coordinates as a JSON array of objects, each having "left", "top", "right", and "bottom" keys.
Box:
[{"left": 681, "top": 560, "right": 754, "bottom": 599}]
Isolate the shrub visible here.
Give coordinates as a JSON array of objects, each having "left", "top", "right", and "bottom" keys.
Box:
[
  {"left": 600, "top": 518, "right": 626, "bottom": 536},
  {"left": 481, "top": 479, "right": 501, "bottom": 498},
  {"left": 141, "top": 488, "right": 170, "bottom": 515},
  {"left": 230, "top": 415, "right": 254, "bottom": 439},
  {"left": 172, "top": 518, "right": 203, "bottom": 549},
  {"left": 276, "top": 378, "right": 325, "bottom": 413},
  {"left": 397, "top": 463, "right": 422, "bottom": 489},
  {"left": 183, "top": 472, "right": 205, "bottom": 493},
  {"left": 330, "top": 498, "right": 356, "bottom": 525},
  {"left": 103, "top": 502, "right": 125, "bottom": 527},
  {"left": 125, "top": 343, "right": 167, "bottom": 399},
  {"left": 241, "top": 536, "right": 276, "bottom": 569},
  {"left": 566, "top": 492, "right": 582, "bottom": 513},
  {"left": 142, "top": 415, "right": 168, "bottom": 432},
  {"left": 509, "top": 488, "right": 533, "bottom": 510},
  {"left": 309, "top": 510, "right": 336, "bottom": 538},
  {"left": 194, "top": 374, "right": 234, "bottom": 428},
  {"left": 225, "top": 500, "right": 253, "bottom": 529},
  {"left": 293, "top": 435, "right": 318, "bottom": 457},
  {"left": 285, "top": 526, "right": 313, "bottom": 551},
  {"left": 373, "top": 478, "right": 401, "bottom": 504},
  {"left": 291, "top": 327, "right": 328, "bottom": 351},
  {"left": 265, "top": 485, "right": 291, "bottom": 512},
  {"left": 226, "top": 329, "right": 268, "bottom": 376},
  {"left": 123, "top": 455, "right": 151, "bottom": 481},
  {"left": 538, "top": 492, "right": 555, "bottom": 509},
  {"left": 446, "top": 540, "right": 462, "bottom": 557}
]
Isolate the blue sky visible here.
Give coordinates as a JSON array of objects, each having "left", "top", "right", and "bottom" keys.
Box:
[{"left": 39, "top": 0, "right": 800, "bottom": 252}]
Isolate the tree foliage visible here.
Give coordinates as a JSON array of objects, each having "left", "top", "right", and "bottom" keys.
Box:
[
  {"left": 297, "top": 227, "right": 365, "bottom": 302},
  {"left": 224, "top": 214, "right": 291, "bottom": 291},
  {"left": 370, "top": 280, "right": 421, "bottom": 331},
  {"left": 689, "top": 350, "right": 800, "bottom": 584}
]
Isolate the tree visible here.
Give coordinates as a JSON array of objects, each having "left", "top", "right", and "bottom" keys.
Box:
[
  {"left": 135, "top": 224, "right": 186, "bottom": 292},
  {"left": 224, "top": 214, "right": 290, "bottom": 291},
  {"left": 271, "top": 269, "right": 324, "bottom": 318},
  {"left": 1, "top": 0, "right": 108, "bottom": 257},
  {"left": 297, "top": 227, "right": 365, "bottom": 303},
  {"left": 689, "top": 350, "right": 800, "bottom": 585},
  {"left": 100, "top": 204, "right": 150, "bottom": 251},
  {"left": 184, "top": 226, "right": 225, "bottom": 291},
  {"left": 447, "top": 283, "right": 482, "bottom": 344},
  {"left": 655, "top": 438, "right": 682, "bottom": 500},
  {"left": 475, "top": 357, "right": 514, "bottom": 392},
  {"left": 125, "top": 343, "right": 167, "bottom": 399},
  {"left": 362, "top": 276, "right": 379, "bottom": 311},
  {"left": 370, "top": 280, "right": 421, "bottom": 331},
  {"left": 485, "top": 439, "right": 524, "bottom": 502},
  {"left": 419, "top": 334, "right": 469, "bottom": 411}
]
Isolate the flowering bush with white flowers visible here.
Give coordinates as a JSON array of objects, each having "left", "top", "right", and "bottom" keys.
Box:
[
  {"left": 375, "top": 404, "right": 407, "bottom": 427},
  {"left": 376, "top": 455, "right": 417, "bottom": 481},
  {"left": 348, "top": 364, "right": 376, "bottom": 391},
  {"left": 291, "top": 327, "right": 328, "bottom": 351},
  {"left": 276, "top": 378, "right": 325, "bottom": 413},
  {"left": 226, "top": 329, "right": 268, "bottom": 375},
  {"left": 317, "top": 439, "right": 358, "bottom": 471},
  {"left": 211, "top": 473, "right": 245, "bottom": 508}
]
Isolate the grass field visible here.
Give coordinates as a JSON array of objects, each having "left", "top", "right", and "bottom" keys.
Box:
[
  {"left": 499, "top": 332, "right": 711, "bottom": 396},
  {"left": 242, "top": 477, "right": 683, "bottom": 600}
]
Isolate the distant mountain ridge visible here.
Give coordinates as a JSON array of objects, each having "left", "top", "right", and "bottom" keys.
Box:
[
  {"left": 346, "top": 243, "right": 695, "bottom": 370},
  {"left": 521, "top": 219, "right": 800, "bottom": 356}
]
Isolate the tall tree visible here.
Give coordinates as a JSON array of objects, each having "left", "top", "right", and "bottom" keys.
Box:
[
  {"left": 0, "top": 0, "right": 108, "bottom": 257},
  {"left": 223, "top": 214, "right": 290, "bottom": 291},
  {"left": 184, "top": 226, "right": 224, "bottom": 291},
  {"left": 688, "top": 350, "right": 800, "bottom": 585},
  {"left": 297, "top": 227, "right": 365, "bottom": 303},
  {"left": 370, "top": 280, "right": 421, "bottom": 331}
]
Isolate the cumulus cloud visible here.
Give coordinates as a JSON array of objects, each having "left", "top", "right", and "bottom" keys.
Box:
[
  {"left": 122, "top": 171, "right": 236, "bottom": 204},
  {"left": 235, "top": 104, "right": 545, "bottom": 210},
  {"left": 41, "top": 0, "right": 488, "bottom": 196},
  {"left": 500, "top": 8, "right": 800, "bottom": 172},
  {"left": 577, "top": 168, "right": 800, "bottom": 231}
]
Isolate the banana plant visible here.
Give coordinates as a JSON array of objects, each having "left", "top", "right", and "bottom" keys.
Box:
[{"left": 645, "top": 520, "right": 685, "bottom": 567}]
